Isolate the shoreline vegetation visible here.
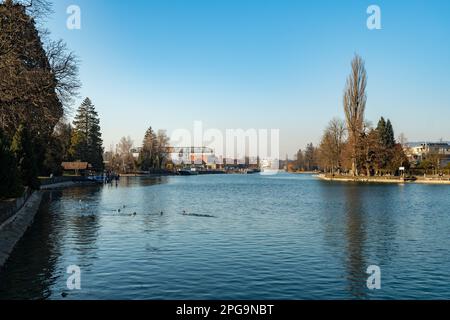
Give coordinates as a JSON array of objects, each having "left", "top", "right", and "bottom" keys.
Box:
[
  {"left": 291, "top": 54, "right": 450, "bottom": 182},
  {"left": 317, "top": 174, "right": 450, "bottom": 185}
]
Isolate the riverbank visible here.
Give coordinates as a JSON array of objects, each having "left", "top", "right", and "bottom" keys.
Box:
[
  {"left": 0, "top": 191, "right": 43, "bottom": 270},
  {"left": 317, "top": 174, "right": 450, "bottom": 185},
  {"left": 290, "top": 171, "right": 320, "bottom": 174},
  {"left": 0, "top": 178, "right": 98, "bottom": 270},
  {"left": 40, "top": 180, "right": 98, "bottom": 190}
]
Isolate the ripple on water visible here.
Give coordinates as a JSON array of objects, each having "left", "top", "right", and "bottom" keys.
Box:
[{"left": 1, "top": 175, "right": 450, "bottom": 299}]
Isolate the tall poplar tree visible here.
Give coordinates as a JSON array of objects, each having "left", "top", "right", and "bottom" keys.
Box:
[{"left": 343, "top": 54, "right": 367, "bottom": 176}]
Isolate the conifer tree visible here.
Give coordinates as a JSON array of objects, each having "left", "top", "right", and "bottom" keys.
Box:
[
  {"left": 10, "top": 124, "right": 40, "bottom": 189},
  {"left": 376, "top": 117, "right": 387, "bottom": 143},
  {"left": 385, "top": 119, "right": 395, "bottom": 148},
  {"left": 0, "top": 128, "right": 23, "bottom": 198},
  {"left": 377, "top": 117, "right": 395, "bottom": 149},
  {"left": 139, "top": 127, "right": 157, "bottom": 171},
  {"left": 70, "top": 98, "right": 104, "bottom": 170}
]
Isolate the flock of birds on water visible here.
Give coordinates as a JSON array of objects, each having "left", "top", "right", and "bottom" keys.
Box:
[
  {"left": 77, "top": 200, "right": 216, "bottom": 218},
  {"left": 62, "top": 199, "right": 215, "bottom": 298}
]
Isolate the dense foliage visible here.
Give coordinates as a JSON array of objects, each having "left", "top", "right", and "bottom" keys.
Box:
[
  {"left": 0, "top": 0, "right": 81, "bottom": 198},
  {"left": 70, "top": 98, "right": 104, "bottom": 171}
]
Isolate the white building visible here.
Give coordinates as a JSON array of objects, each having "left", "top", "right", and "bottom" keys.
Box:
[{"left": 406, "top": 142, "right": 450, "bottom": 167}]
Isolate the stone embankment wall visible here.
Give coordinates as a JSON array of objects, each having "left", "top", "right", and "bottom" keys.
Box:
[{"left": 0, "top": 191, "right": 43, "bottom": 269}]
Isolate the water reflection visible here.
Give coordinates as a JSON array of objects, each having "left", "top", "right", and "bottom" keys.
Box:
[
  {"left": 319, "top": 183, "right": 403, "bottom": 299},
  {"left": 344, "top": 185, "right": 367, "bottom": 299},
  {"left": 65, "top": 187, "right": 102, "bottom": 265},
  {"left": 1, "top": 175, "right": 450, "bottom": 299},
  {"left": 0, "top": 192, "right": 63, "bottom": 299},
  {"left": 113, "top": 176, "right": 170, "bottom": 188}
]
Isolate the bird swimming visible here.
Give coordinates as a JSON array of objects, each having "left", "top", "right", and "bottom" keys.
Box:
[{"left": 181, "top": 211, "right": 215, "bottom": 218}]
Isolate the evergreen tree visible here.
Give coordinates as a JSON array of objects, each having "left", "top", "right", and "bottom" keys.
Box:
[
  {"left": 385, "top": 119, "right": 395, "bottom": 148},
  {"left": 374, "top": 117, "right": 401, "bottom": 174},
  {"left": 376, "top": 117, "right": 387, "bottom": 144},
  {"left": 86, "top": 102, "right": 104, "bottom": 170},
  {"left": 43, "top": 134, "right": 64, "bottom": 176},
  {"left": 42, "top": 122, "right": 72, "bottom": 176},
  {"left": 10, "top": 124, "right": 40, "bottom": 189},
  {"left": 139, "top": 127, "right": 156, "bottom": 170},
  {"left": 0, "top": 128, "right": 23, "bottom": 198},
  {"left": 377, "top": 117, "right": 395, "bottom": 149},
  {"left": 70, "top": 98, "right": 104, "bottom": 170}
]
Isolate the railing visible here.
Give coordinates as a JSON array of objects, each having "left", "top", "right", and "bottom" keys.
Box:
[{"left": 39, "top": 176, "right": 88, "bottom": 186}]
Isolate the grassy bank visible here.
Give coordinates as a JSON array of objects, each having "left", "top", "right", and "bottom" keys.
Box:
[{"left": 317, "top": 174, "right": 450, "bottom": 185}]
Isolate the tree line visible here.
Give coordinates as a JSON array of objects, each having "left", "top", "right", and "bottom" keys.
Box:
[
  {"left": 294, "top": 55, "right": 409, "bottom": 176},
  {"left": 0, "top": 0, "right": 101, "bottom": 199},
  {"left": 0, "top": 0, "right": 79, "bottom": 198},
  {"left": 104, "top": 127, "right": 171, "bottom": 174}
]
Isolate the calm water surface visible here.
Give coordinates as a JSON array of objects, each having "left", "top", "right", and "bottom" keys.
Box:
[{"left": 1, "top": 174, "right": 450, "bottom": 300}]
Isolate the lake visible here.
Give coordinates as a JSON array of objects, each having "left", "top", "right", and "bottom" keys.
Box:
[{"left": 1, "top": 173, "right": 450, "bottom": 300}]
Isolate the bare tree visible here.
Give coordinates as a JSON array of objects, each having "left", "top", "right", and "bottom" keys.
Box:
[
  {"left": 118, "top": 136, "right": 133, "bottom": 156},
  {"left": 117, "top": 136, "right": 135, "bottom": 173},
  {"left": 398, "top": 133, "right": 408, "bottom": 148},
  {"left": 295, "top": 149, "right": 304, "bottom": 171},
  {"left": 319, "top": 118, "right": 347, "bottom": 174},
  {"left": 0, "top": 0, "right": 61, "bottom": 136},
  {"left": 155, "top": 130, "right": 170, "bottom": 169},
  {"left": 45, "top": 39, "right": 81, "bottom": 108},
  {"left": 7, "top": 0, "right": 53, "bottom": 22},
  {"left": 1, "top": 0, "right": 80, "bottom": 136},
  {"left": 343, "top": 54, "right": 367, "bottom": 176}
]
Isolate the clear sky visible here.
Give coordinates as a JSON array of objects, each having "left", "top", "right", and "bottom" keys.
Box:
[{"left": 46, "top": 0, "right": 450, "bottom": 157}]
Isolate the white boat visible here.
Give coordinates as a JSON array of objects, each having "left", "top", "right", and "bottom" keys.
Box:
[{"left": 87, "top": 176, "right": 105, "bottom": 184}]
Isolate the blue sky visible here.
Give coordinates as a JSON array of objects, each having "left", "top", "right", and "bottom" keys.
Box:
[{"left": 47, "top": 0, "right": 450, "bottom": 157}]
